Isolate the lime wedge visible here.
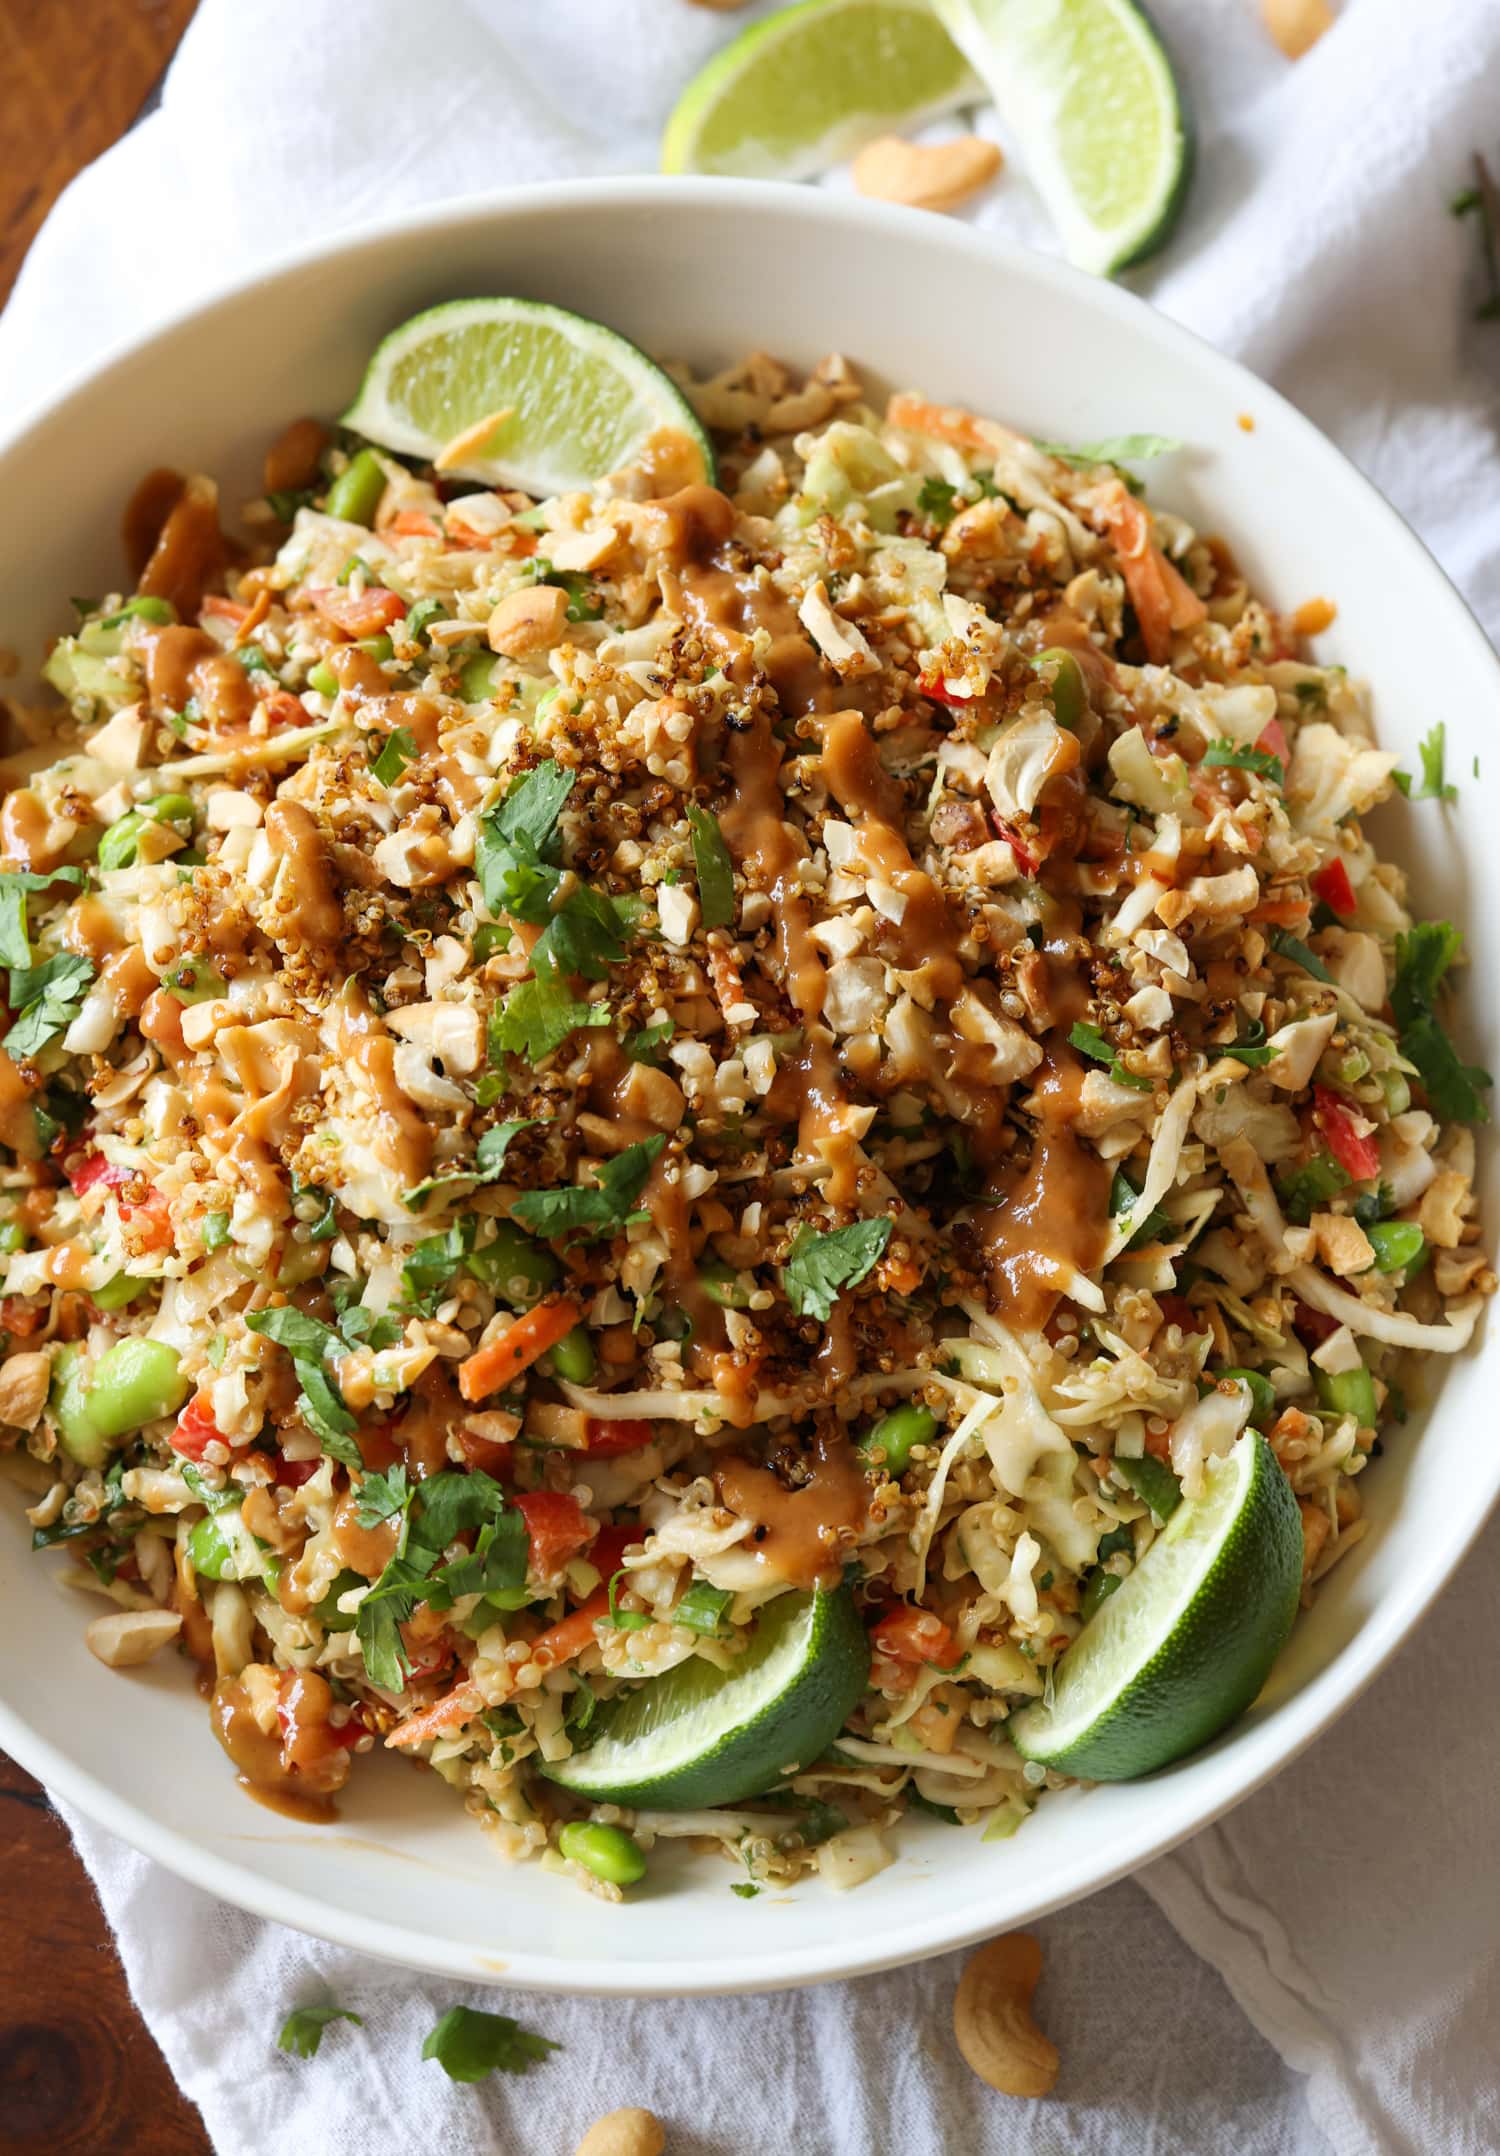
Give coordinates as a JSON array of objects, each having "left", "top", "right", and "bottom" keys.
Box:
[
  {"left": 1010, "top": 1434, "right": 1302, "bottom": 1780},
  {"left": 540, "top": 1586, "right": 869, "bottom": 1810},
  {"left": 340, "top": 298, "right": 714, "bottom": 497},
  {"left": 930, "top": 0, "right": 1192, "bottom": 273},
  {"left": 662, "top": 0, "right": 979, "bottom": 180}
]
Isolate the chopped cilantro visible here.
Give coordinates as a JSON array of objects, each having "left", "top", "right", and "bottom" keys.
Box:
[
  {"left": 420, "top": 2005, "right": 560, "bottom": 2083},
  {"left": 489, "top": 977, "right": 609, "bottom": 1063},
  {"left": 731, "top": 1882, "right": 761, "bottom": 1899},
  {"left": 1115, "top": 1452, "right": 1182, "bottom": 1521},
  {"left": 276, "top": 2004, "right": 363, "bottom": 2058},
  {"left": 606, "top": 1567, "right": 650, "bottom": 1631},
  {"left": 5, "top": 951, "right": 95, "bottom": 1058},
  {"left": 686, "top": 803, "right": 735, "bottom": 929},
  {"left": 623, "top": 1017, "right": 675, "bottom": 1064},
  {"left": 1207, "top": 1018, "right": 1276, "bottom": 1068},
  {"left": 475, "top": 761, "right": 635, "bottom": 980},
  {"left": 401, "top": 1117, "right": 536, "bottom": 1208},
  {"left": 370, "top": 725, "right": 418, "bottom": 786},
  {"left": 1275, "top": 1152, "right": 1350, "bottom": 1225},
  {"left": 781, "top": 1216, "right": 892, "bottom": 1322},
  {"left": 1202, "top": 739, "right": 1284, "bottom": 787},
  {"left": 353, "top": 1466, "right": 412, "bottom": 1530},
  {"left": 0, "top": 867, "right": 85, "bottom": 970},
  {"left": 1391, "top": 920, "right": 1491, "bottom": 1123},
  {"left": 1392, "top": 722, "right": 1457, "bottom": 804},
  {"left": 400, "top": 1217, "right": 475, "bottom": 1311},
  {"left": 511, "top": 1134, "right": 666, "bottom": 1244},
  {"left": 244, "top": 1305, "right": 360, "bottom": 1461},
  {"left": 917, "top": 476, "right": 957, "bottom": 528}
]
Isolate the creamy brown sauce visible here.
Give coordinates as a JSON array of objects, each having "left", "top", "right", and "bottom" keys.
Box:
[
  {"left": 396, "top": 1362, "right": 460, "bottom": 1480},
  {"left": 971, "top": 1041, "right": 1111, "bottom": 1329},
  {"left": 131, "top": 472, "right": 228, "bottom": 622},
  {"left": 334, "top": 986, "right": 433, "bottom": 1192},
  {"left": 716, "top": 1430, "right": 871, "bottom": 1589},
  {"left": 330, "top": 1487, "right": 398, "bottom": 1577},
  {"left": 263, "top": 800, "right": 344, "bottom": 950},
  {"left": 209, "top": 1672, "right": 343, "bottom": 1822},
  {"left": 136, "top": 622, "right": 255, "bottom": 728},
  {"left": 0, "top": 789, "right": 66, "bottom": 873},
  {"left": 263, "top": 418, "right": 328, "bottom": 498}
]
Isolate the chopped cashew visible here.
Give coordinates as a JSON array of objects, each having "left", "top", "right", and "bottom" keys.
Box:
[
  {"left": 1310, "top": 1211, "right": 1375, "bottom": 1278},
  {"left": 953, "top": 1932, "right": 1060, "bottom": 2098},
  {"left": 853, "top": 133, "right": 1003, "bottom": 213},
  {"left": 0, "top": 1349, "right": 52, "bottom": 1428},
  {"left": 487, "top": 584, "right": 570, "bottom": 657},
  {"left": 574, "top": 2111, "right": 666, "bottom": 2156},
  {"left": 86, "top": 1609, "right": 184, "bottom": 1669},
  {"left": 1263, "top": 0, "right": 1334, "bottom": 59},
  {"left": 1418, "top": 1169, "right": 1471, "bottom": 1249}
]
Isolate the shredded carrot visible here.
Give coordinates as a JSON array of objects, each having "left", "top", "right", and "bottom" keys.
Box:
[
  {"left": 385, "top": 1678, "right": 485, "bottom": 1750},
  {"left": 386, "top": 509, "right": 441, "bottom": 540},
  {"left": 1249, "top": 897, "right": 1312, "bottom": 928},
  {"left": 885, "top": 392, "right": 1018, "bottom": 456},
  {"left": 458, "top": 1296, "right": 581, "bottom": 1404},
  {"left": 230, "top": 588, "right": 271, "bottom": 646},
  {"left": 1090, "top": 482, "right": 1207, "bottom": 664},
  {"left": 200, "top": 595, "right": 249, "bottom": 625},
  {"left": 527, "top": 1591, "right": 609, "bottom": 1671}
]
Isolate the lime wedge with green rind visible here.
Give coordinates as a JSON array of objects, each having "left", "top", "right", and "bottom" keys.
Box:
[
  {"left": 340, "top": 297, "right": 714, "bottom": 497},
  {"left": 540, "top": 1585, "right": 870, "bottom": 1810},
  {"left": 1010, "top": 1434, "right": 1302, "bottom": 1780},
  {"left": 661, "top": 0, "right": 980, "bottom": 181},
  {"left": 930, "top": 0, "right": 1192, "bottom": 273}
]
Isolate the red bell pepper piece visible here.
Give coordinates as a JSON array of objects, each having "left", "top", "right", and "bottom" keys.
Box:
[
  {"left": 1310, "top": 858, "right": 1356, "bottom": 918},
  {"left": 171, "top": 1392, "right": 220, "bottom": 1462},
  {"left": 869, "top": 1605, "right": 962, "bottom": 1670},
  {"left": 1314, "top": 1085, "right": 1381, "bottom": 1183}
]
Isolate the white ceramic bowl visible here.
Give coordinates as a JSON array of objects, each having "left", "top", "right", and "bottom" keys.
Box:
[{"left": 1, "top": 179, "right": 1494, "bottom": 1996}]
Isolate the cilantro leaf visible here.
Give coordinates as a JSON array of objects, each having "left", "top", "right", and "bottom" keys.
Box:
[
  {"left": 1393, "top": 723, "right": 1458, "bottom": 804},
  {"left": 686, "top": 803, "right": 735, "bottom": 929},
  {"left": 1032, "top": 433, "right": 1182, "bottom": 469},
  {"left": 354, "top": 1551, "right": 430, "bottom": 1689},
  {"left": 623, "top": 1018, "right": 675, "bottom": 1064},
  {"left": 917, "top": 476, "right": 957, "bottom": 528},
  {"left": 1202, "top": 739, "right": 1284, "bottom": 787},
  {"left": 489, "top": 977, "right": 608, "bottom": 1063},
  {"left": 1276, "top": 1152, "right": 1350, "bottom": 1225},
  {"left": 370, "top": 725, "right": 418, "bottom": 787},
  {"left": 244, "top": 1306, "right": 339, "bottom": 1362},
  {"left": 421, "top": 2005, "right": 560, "bottom": 2083},
  {"left": 475, "top": 762, "right": 574, "bottom": 917},
  {"left": 781, "top": 1216, "right": 892, "bottom": 1322},
  {"left": 353, "top": 1465, "right": 412, "bottom": 1531},
  {"left": 400, "top": 1217, "right": 475, "bottom": 1311},
  {"left": 511, "top": 1134, "right": 666, "bottom": 1243},
  {"left": 402, "top": 1117, "right": 536, "bottom": 1207},
  {"left": 425, "top": 1511, "right": 529, "bottom": 1609},
  {"left": 0, "top": 867, "right": 84, "bottom": 970},
  {"left": 1116, "top": 1452, "right": 1182, "bottom": 1521},
  {"left": 1268, "top": 928, "right": 1334, "bottom": 983},
  {"left": 1392, "top": 920, "right": 1491, "bottom": 1122},
  {"left": 1207, "top": 1018, "right": 1276, "bottom": 1068},
  {"left": 336, "top": 1303, "right": 401, "bottom": 1352},
  {"left": 276, "top": 2004, "right": 363, "bottom": 2059},
  {"left": 1069, "top": 1019, "right": 1153, "bottom": 1091},
  {"left": 531, "top": 881, "right": 636, "bottom": 981},
  {"left": 408, "top": 1467, "right": 510, "bottom": 1558},
  {"left": 5, "top": 951, "right": 95, "bottom": 1057}
]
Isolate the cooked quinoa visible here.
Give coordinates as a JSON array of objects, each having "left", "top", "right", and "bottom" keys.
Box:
[{"left": 1, "top": 345, "right": 1490, "bottom": 1898}]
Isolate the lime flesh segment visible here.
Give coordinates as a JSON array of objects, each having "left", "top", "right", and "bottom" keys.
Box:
[
  {"left": 340, "top": 298, "right": 714, "bottom": 497},
  {"left": 1010, "top": 1434, "right": 1302, "bottom": 1780},
  {"left": 541, "top": 1585, "right": 870, "bottom": 1810},
  {"left": 931, "top": 0, "right": 1192, "bottom": 272},
  {"left": 662, "top": 0, "right": 979, "bottom": 181}
]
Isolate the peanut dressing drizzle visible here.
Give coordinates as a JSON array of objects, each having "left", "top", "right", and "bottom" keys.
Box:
[
  {"left": 333, "top": 983, "right": 433, "bottom": 1192},
  {"left": 715, "top": 1428, "right": 872, "bottom": 1589},
  {"left": 209, "top": 1671, "right": 343, "bottom": 1823},
  {"left": 971, "top": 1041, "right": 1111, "bottom": 1329}
]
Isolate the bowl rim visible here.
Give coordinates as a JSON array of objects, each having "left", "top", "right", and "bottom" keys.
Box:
[{"left": 2, "top": 173, "right": 1496, "bottom": 1996}]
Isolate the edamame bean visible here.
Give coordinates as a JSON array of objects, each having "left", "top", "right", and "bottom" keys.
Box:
[
  {"left": 1366, "top": 1220, "right": 1426, "bottom": 1275},
  {"left": 542, "top": 1325, "right": 597, "bottom": 1384},
  {"left": 458, "top": 652, "right": 498, "bottom": 702},
  {"left": 324, "top": 447, "right": 386, "bottom": 527},
  {"left": 308, "top": 660, "right": 340, "bottom": 699},
  {"left": 100, "top": 594, "right": 176, "bottom": 629},
  {"left": 1315, "top": 1364, "right": 1378, "bottom": 1428},
  {"left": 358, "top": 632, "right": 395, "bottom": 663},
  {"left": 558, "top": 1820, "right": 646, "bottom": 1887},
  {"left": 165, "top": 954, "right": 227, "bottom": 1005},
  {"left": 699, "top": 1261, "right": 752, "bottom": 1309},
  {"left": 49, "top": 1344, "right": 110, "bottom": 1468},
  {"left": 1031, "top": 647, "right": 1089, "bottom": 730},
  {"left": 858, "top": 1403, "right": 938, "bottom": 1474},
  {"left": 467, "top": 1222, "right": 560, "bottom": 1307},
  {"left": 84, "top": 1338, "right": 189, "bottom": 1441},
  {"left": 187, "top": 1513, "right": 241, "bottom": 1581},
  {"left": 401, "top": 598, "right": 447, "bottom": 648},
  {"left": 91, "top": 1273, "right": 145, "bottom": 1312},
  {"left": 1219, "top": 1366, "right": 1276, "bottom": 1428}
]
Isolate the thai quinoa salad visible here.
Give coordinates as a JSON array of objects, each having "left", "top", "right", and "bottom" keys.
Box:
[{"left": 0, "top": 335, "right": 1491, "bottom": 1903}]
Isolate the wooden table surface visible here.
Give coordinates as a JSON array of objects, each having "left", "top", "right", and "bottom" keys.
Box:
[{"left": 0, "top": 5, "right": 210, "bottom": 2149}]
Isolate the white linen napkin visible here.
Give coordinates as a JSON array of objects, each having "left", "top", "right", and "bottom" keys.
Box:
[{"left": 5, "top": 2, "right": 1500, "bottom": 2150}]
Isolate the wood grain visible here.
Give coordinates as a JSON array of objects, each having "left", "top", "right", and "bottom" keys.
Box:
[
  {"left": 0, "top": 0, "right": 198, "bottom": 306},
  {"left": 2, "top": 11, "right": 209, "bottom": 2149},
  {"left": 0, "top": 1755, "right": 209, "bottom": 2154}
]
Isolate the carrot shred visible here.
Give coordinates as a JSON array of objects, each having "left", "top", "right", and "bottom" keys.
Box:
[
  {"left": 457, "top": 1297, "right": 581, "bottom": 1404},
  {"left": 1090, "top": 482, "right": 1207, "bottom": 663},
  {"left": 385, "top": 1678, "right": 485, "bottom": 1750}
]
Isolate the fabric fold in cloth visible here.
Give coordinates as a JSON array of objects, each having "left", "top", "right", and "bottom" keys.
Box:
[{"left": 6, "top": 1, "right": 1500, "bottom": 2151}]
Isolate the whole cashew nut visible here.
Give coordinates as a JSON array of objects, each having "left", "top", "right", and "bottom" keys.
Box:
[
  {"left": 952, "top": 1932, "right": 1060, "bottom": 2098},
  {"left": 574, "top": 2108, "right": 666, "bottom": 2156},
  {"left": 852, "top": 134, "right": 1003, "bottom": 214}
]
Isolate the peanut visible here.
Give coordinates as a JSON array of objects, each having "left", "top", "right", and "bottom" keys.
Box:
[
  {"left": 953, "top": 1932, "right": 1060, "bottom": 2098},
  {"left": 852, "top": 133, "right": 1003, "bottom": 214},
  {"left": 0, "top": 1349, "right": 52, "bottom": 1429},
  {"left": 1262, "top": 0, "right": 1334, "bottom": 59},
  {"left": 85, "top": 1609, "right": 184, "bottom": 1670},
  {"left": 574, "top": 2109, "right": 666, "bottom": 2156},
  {"left": 486, "top": 583, "right": 570, "bottom": 658}
]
